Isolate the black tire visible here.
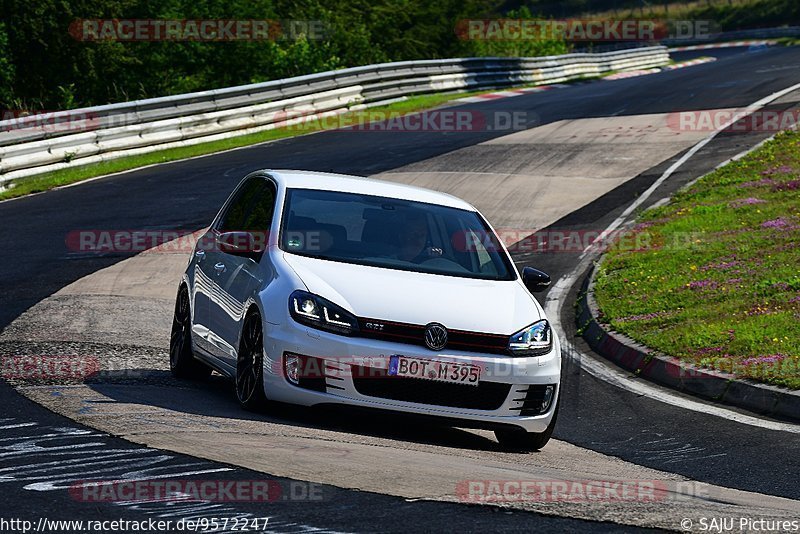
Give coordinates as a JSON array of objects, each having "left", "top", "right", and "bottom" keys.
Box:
[
  {"left": 236, "top": 310, "right": 269, "bottom": 411},
  {"left": 169, "top": 285, "right": 212, "bottom": 379},
  {"left": 495, "top": 399, "right": 560, "bottom": 452}
]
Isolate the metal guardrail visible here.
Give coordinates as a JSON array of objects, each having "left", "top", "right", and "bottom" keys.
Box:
[{"left": 0, "top": 46, "right": 668, "bottom": 184}]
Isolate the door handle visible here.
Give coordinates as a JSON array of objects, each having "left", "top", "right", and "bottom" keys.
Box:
[{"left": 214, "top": 262, "right": 226, "bottom": 274}]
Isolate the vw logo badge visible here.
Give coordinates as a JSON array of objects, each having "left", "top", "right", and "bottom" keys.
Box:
[{"left": 424, "top": 323, "right": 448, "bottom": 351}]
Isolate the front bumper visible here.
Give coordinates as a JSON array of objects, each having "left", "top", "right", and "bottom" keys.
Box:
[{"left": 262, "top": 320, "right": 561, "bottom": 433}]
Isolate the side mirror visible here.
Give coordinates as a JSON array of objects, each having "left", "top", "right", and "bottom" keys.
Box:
[
  {"left": 217, "top": 231, "right": 265, "bottom": 261},
  {"left": 522, "top": 266, "right": 550, "bottom": 293}
]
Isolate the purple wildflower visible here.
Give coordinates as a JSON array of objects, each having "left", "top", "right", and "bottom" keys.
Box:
[
  {"left": 777, "top": 242, "right": 800, "bottom": 251},
  {"left": 688, "top": 279, "right": 717, "bottom": 290},
  {"left": 773, "top": 179, "right": 800, "bottom": 191},
  {"left": 729, "top": 197, "right": 767, "bottom": 208},
  {"left": 740, "top": 177, "right": 778, "bottom": 188},
  {"left": 744, "top": 304, "right": 774, "bottom": 316},
  {"left": 761, "top": 217, "right": 792, "bottom": 229},
  {"left": 693, "top": 346, "right": 725, "bottom": 355},
  {"left": 740, "top": 354, "right": 787, "bottom": 366},
  {"left": 760, "top": 165, "right": 794, "bottom": 176},
  {"left": 701, "top": 260, "right": 741, "bottom": 271}
]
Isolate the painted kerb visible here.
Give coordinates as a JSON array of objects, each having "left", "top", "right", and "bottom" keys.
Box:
[{"left": 576, "top": 263, "right": 800, "bottom": 421}]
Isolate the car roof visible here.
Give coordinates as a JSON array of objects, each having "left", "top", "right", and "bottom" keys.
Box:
[{"left": 265, "top": 169, "right": 475, "bottom": 211}]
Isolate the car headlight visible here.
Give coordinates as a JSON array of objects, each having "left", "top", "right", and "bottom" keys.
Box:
[
  {"left": 508, "top": 319, "right": 552, "bottom": 356},
  {"left": 289, "top": 290, "right": 359, "bottom": 336}
]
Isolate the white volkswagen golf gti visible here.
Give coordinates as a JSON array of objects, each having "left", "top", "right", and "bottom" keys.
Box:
[{"left": 170, "top": 170, "right": 561, "bottom": 450}]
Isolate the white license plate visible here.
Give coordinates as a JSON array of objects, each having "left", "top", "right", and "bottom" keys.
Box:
[{"left": 388, "top": 355, "right": 480, "bottom": 386}]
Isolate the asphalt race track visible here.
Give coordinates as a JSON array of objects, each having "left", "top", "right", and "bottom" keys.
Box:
[{"left": 1, "top": 45, "right": 800, "bottom": 532}]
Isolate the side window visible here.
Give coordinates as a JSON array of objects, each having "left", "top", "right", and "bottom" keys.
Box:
[{"left": 217, "top": 177, "right": 276, "bottom": 234}]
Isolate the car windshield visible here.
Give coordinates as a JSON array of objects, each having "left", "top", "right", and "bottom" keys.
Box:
[{"left": 280, "top": 188, "right": 515, "bottom": 280}]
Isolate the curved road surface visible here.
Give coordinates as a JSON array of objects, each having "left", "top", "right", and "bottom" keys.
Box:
[{"left": 1, "top": 45, "right": 799, "bottom": 532}]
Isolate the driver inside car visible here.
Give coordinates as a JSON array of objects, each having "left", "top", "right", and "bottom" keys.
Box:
[{"left": 396, "top": 213, "right": 432, "bottom": 263}]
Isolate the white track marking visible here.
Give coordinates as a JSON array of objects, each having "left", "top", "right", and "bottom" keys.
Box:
[
  {"left": 546, "top": 81, "right": 800, "bottom": 432},
  {"left": 580, "top": 80, "right": 800, "bottom": 261},
  {"left": 669, "top": 40, "right": 775, "bottom": 52},
  {"left": 558, "top": 332, "right": 800, "bottom": 434}
]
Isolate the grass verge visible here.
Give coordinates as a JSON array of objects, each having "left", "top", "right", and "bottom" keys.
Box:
[
  {"left": 583, "top": 0, "right": 797, "bottom": 31},
  {"left": 0, "top": 91, "right": 486, "bottom": 201},
  {"left": 593, "top": 129, "right": 800, "bottom": 389}
]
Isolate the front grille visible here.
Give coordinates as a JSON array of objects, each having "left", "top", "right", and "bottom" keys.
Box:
[
  {"left": 510, "top": 384, "right": 557, "bottom": 416},
  {"left": 351, "top": 365, "right": 511, "bottom": 410},
  {"left": 357, "top": 317, "right": 510, "bottom": 355}
]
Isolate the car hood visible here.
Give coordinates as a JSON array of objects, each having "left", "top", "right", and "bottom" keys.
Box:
[{"left": 282, "top": 253, "right": 542, "bottom": 334}]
